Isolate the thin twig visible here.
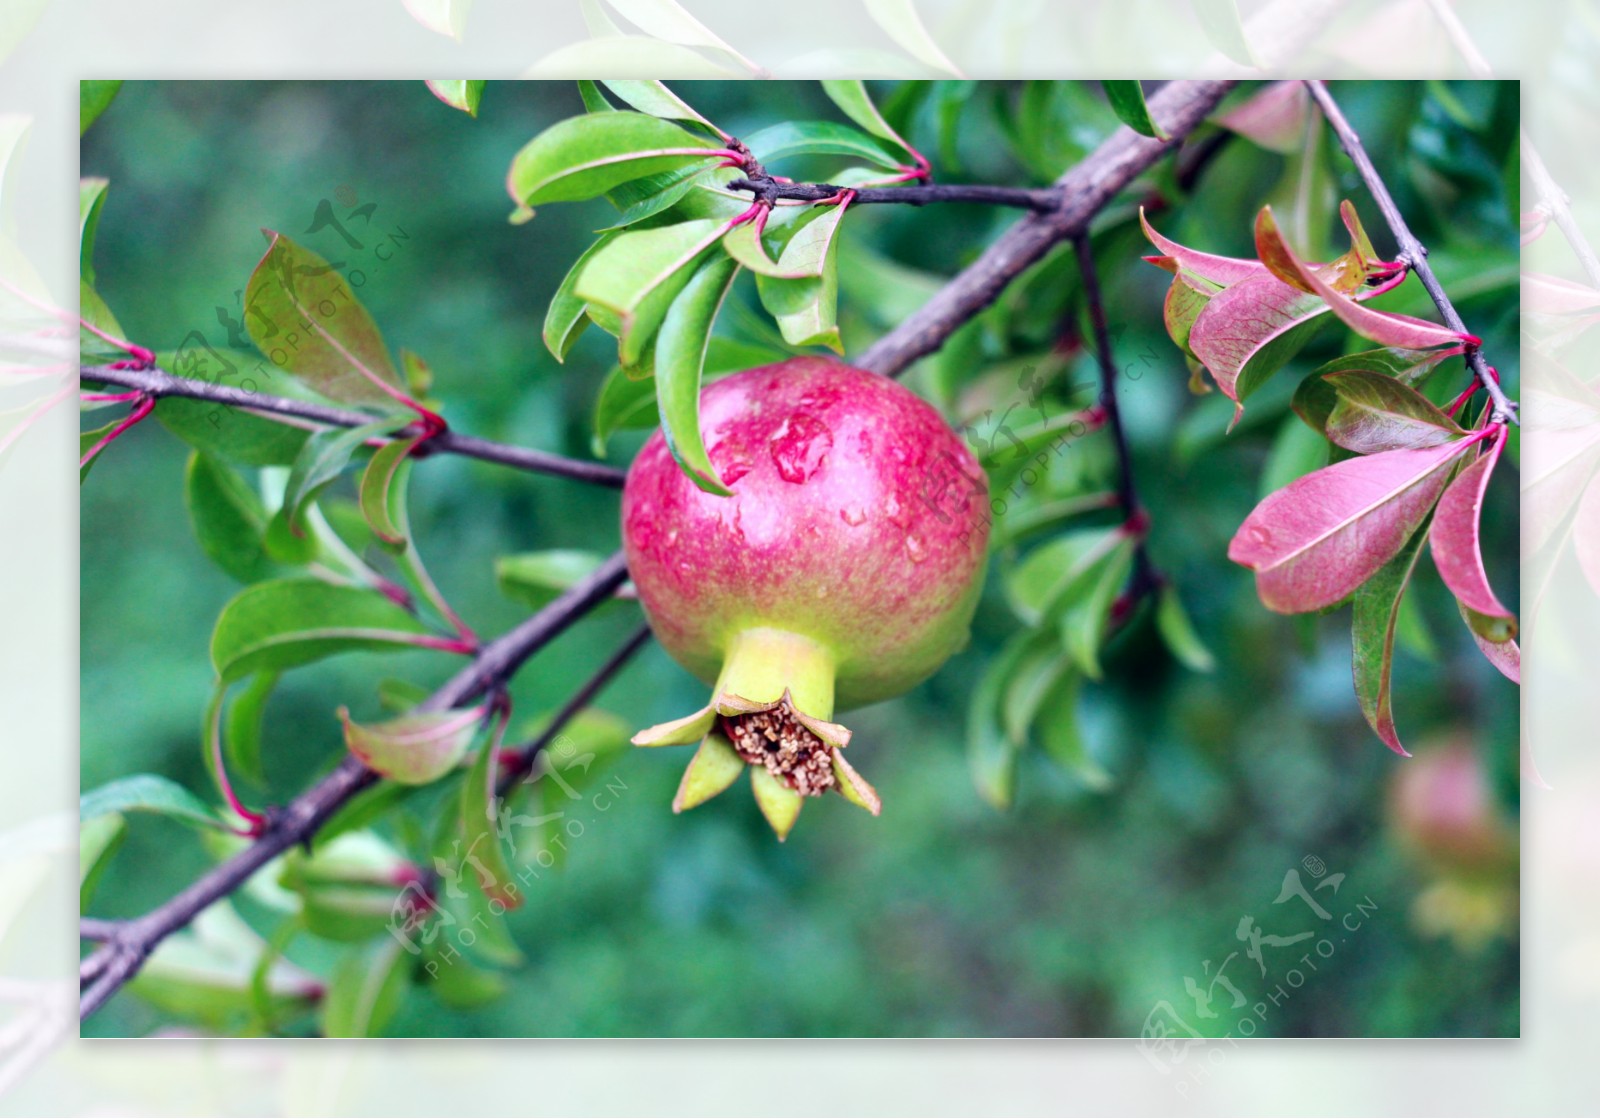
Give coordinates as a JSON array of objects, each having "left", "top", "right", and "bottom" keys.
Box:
[
  {"left": 1073, "top": 231, "right": 1156, "bottom": 598},
  {"left": 497, "top": 624, "right": 653, "bottom": 795},
  {"left": 726, "top": 178, "right": 1059, "bottom": 211},
  {"left": 1422, "top": 0, "right": 1494, "bottom": 77},
  {"left": 1305, "top": 80, "right": 1519, "bottom": 426},
  {"left": 80, "top": 363, "right": 626, "bottom": 488},
  {"left": 79, "top": 551, "right": 631, "bottom": 1021},
  {"left": 855, "top": 79, "right": 1236, "bottom": 378}
]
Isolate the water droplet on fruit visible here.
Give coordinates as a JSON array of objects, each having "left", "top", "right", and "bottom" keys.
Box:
[
  {"left": 905, "top": 535, "right": 926, "bottom": 563},
  {"left": 841, "top": 505, "right": 866, "bottom": 527},
  {"left": 769, "top": 413, "right": 833, "bottom": 484}
]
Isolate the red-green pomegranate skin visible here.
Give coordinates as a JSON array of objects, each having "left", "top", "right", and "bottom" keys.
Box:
[{"left": 622, "top": 357, "right": 990, "bottom": 711}]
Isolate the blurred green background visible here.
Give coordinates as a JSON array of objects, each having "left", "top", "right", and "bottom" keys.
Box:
[{"left": 80, "top": 79, "right": 1519, "bottom": 1038}]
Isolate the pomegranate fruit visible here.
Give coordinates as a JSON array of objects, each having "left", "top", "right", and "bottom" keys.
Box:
[{"left": 623, "top": 357, "right": 991, "bottom": 838}]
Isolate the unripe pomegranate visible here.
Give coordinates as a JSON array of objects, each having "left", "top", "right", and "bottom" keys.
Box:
[{"left": 623, "top": 357, "right": 990, "bottom": 838}]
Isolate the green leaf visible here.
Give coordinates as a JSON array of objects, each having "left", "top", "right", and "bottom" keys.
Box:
[
  {"left": 600, "top": 79, "right": 717, "bottom": 132},
  {"left": 79, "top": 177, "right": 109, "bottom": 285},
  {"left": 80, "top": 80, "right": 122, "bottom": 135},
  {"left": 424, "top": 80, "right": 485, "bottom": 117},
  {"left": 152, "top": 348, "right": 312, "bottom": 467},
  {"left": 277, "top": 831, "right": 413, "bottom": 942},
  {"left": 1292, "top": 348, "right": 1460, "bottom": 436},
  {"left": 1031, "top": 667, "right": 1109, "bottom": 788},
  {"left": 591, "top": 363, "right": 660, "bottom": 455},
  {"left": 282, "top": 417, "right": 410, "bottom": 534},
  {"left": 262, "top": 505, "right": 320, "bottom": 566},
  {"left": 544, "top": 231, "right": 619, "bottom": 361},
  {"left": 243, "top": 231, "right": 407, "bottom": 408},
  {"left": 80, "top": 774, "right": 228, "bottom": 832},
  {"left": 968, "top": 631, "right": 1040, "bottom": 809},
  {"left": 1155, "top": 584, "right": 1216, "bottom": 672},
  {"left": 655, "top": 255, "right": 740, "bottom": 495},
  {"left": 340, "top": 705, "right": 483, "bottom": 785},
  {"left": 78, "top": 279, "right": 125, "bottom": 356},
  {"left": 507, "top": 112, "right": 720, "bottom": 208},
  {"left": 1191, "top": 0, "right": 1255, "bottom": 66},
  {"left": 820, "top": 79, "right": 919, "bottom": 163},
  {"left": 1060, "top": 535, "right": 1135, "bottom": 680},
  {"left": 78, "top": 416, "right": 118, "bottom": 483},
  {"left": 322, "top": 941, "right": 411, "bottom": 1039},
  {"left": 210, "top": 579, "right": 435, "bottom": 683},
  {"left": 599, "top": 165, "right": 718, "bottom": 230},
  {"left": 1353, "top": 521, "right": 1430, "bottom": 755},
  {"left": 80, "top": 813, "right": 126, "bottom": 910},
  {"left": 460, "top": 718, "right": 518, "bottom": 908},
  {"left": 225, "top": 671, "right": 279, "bottom": 786},
  {"left": 979, "top": 410, "right": 1101, "bottom": 493},
  {"left": 1103, "top": 81, "right": 1167, "bottom": 140},
  {"left": 990, "top": 492, "right": 1118, "bottom": 551},
  {"left": 405, "top": 0, "right": 473, "bottom": 39},
  {"left": 131, "top": 902, "right": 321, "bottom": 1030},
  {"left": 1001, "top": 637, "right": 1073, "bottom": 745},
  {"left": 575, "top": 217, "right": 728, "bottom": 366},
  {"left": 495, "top": 549, "right": 611, "bottom": 611},
  {"left": 1005, "top": 528, "right": 1124, "bottom": 627},
  {"left": 359, "top": 436, "right": 420, "bottom": 547},
  {"left": 184, "top": 452, "right": 276, "bottom": 583},
  {"left": 754, "top": 207, "right": 847, "bottom": 351},
  {"left": 743, "top": 120, "right": 903, "bottom": 170}
]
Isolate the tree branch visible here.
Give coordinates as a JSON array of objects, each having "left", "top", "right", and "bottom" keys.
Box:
[
  {"left": 80, "top": 362, "right": 627, "bottom": 488},
  {"left": 854, "top": 79, "right": 1236, "bottom": 378},
  {"left": 79, "top": 551, "right": 631, "bottom": 1021},
  {"left": 1305, "top": 80, "right": 1519, "bottom": 426}
]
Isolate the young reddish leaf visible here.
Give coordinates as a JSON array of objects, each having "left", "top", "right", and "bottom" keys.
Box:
[
  {"left": 1215, "top": 81, "right": 1307, "bottom": 154},
  {"left": 1461, "top": 601, "right": 1520, "bottom": 685},
  {"left": 1339, "top": 200, "right": 1380, "bottom": 271},
  {"left": 1321, "top": 369, "right": 1465, "bottom": 453},
  {"left": 1229, "top": 438, "right": 1474, "bottom": 613},
  {"left": 1429, "top": 427, "right": 1516, "bottom": 632},
  {"left": 1187, "top": 272, "right": 1326, "bottom": 406},
  {"left": 1254, "top": 207, "right": 1471, "bottom": 351},
  {"left": 1352, "top": 521, "right": 1429, "bottom": 755},
  {"left": 339, "top": 704, "right": 485, "bottom": 785},
  {"left": 1139, "top": 208, "right": 1266, "bottom": 287}
]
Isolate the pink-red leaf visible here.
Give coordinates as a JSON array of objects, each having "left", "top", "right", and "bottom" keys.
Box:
[
  {"left": 1429, "top": 427, "right": 1516, "bottom": 631},
  {"left": 1254, "top": 207, "right": 1470, "bottom": 351},
  {"left": 1188, "top": 272, "right": 1325, "bottom": 405},
  {"left": 1461, "top": 602, "right": 1520, "bottom": 685},
  {"left": 1139, "top": 209, "right": 1266, "bottom": 287},
  {"left": 1229, "top": 439, "right": 1473, "bottom": 613},
  {"left": 1572, "top": 467, "right": 1600, "bottom": 602}
]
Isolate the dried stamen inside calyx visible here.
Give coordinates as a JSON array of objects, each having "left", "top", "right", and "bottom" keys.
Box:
[{"left": 724, "top": 699, "right": 837, "bottom": 797}]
